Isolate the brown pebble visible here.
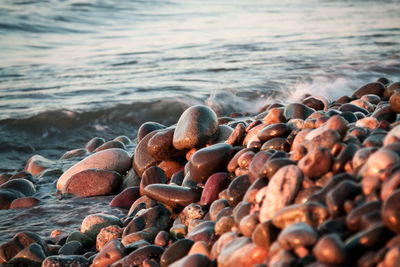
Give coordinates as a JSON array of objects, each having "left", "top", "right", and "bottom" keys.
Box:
[
  {"left": 143, "top": 184, "right": 201, "bottom": 208},
  {"left": 313, "top": 233, "right": 347, "bottom": 264},
  {"left": 9, "top": 197, "right": 39, "bottom": 209}
]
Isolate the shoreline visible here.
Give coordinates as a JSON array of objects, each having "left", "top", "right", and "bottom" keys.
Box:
[{"left": 1, "top": 78, "right": 400, "bottom": 266}]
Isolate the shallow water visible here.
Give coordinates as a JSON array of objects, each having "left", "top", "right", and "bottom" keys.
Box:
[{"left": 0, "top": 0, "right": 399, "bottom": 243}]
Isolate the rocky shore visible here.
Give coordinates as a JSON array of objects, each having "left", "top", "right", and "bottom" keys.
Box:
[{"left": 1, "top": 78, "right": 400, "bottom": 266}]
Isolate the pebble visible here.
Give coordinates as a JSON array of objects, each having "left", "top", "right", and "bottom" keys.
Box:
[
  {"left": 60, "top": 148, "right": 88, "bottom": 160},
  {"left": 382, "top": 189, "right": 400, "bottom": 233},
  {"left": 137, "top": 122, "right": 166, "bottom": 142},
  {"left": 123, "top": 205, "right": 170, "bottom": 236},
  {"left": 42, "top": 255, "right": 90, "bottom": 267},
  {"left": 173, "top": 105, "right": 219, "bottom": 150},
  {"left": 0, "top": 178, "right": 36, "bottom": 196},
  {"left": 199, "top": 172, "right": 230, "bottom": 205},
  {"left": 140, "top": 166, "right": 167, "bottom": 196},
  {"left": 133, "top": 131, "right": 160, "bottom": 177},
  {"left": 91, "top": 239, "right": 126, "bottom": 267},
  {"left": 189, "top": 143, "right": 232, "bottom": 183},
  {"left": 57, "top": 148, "right": 131, "bottom": 191},
  {"left": 109, "top": 186, "right": 141, "bottom": 209},
  {"left": 9, "top": 196, "right": 39, "bottom": 209},
  {"left": 110, "top": 245, "right": 164, "bottom": 267},
  {"left": 148, "top": 127, "right": 180, "bottom": 161},
  {"left": 226, "top": 174, "right": 251, "bottom": 206},
  {"left": 284, "top": 103, "right": 315, "bottom": 120},
  {"left": 259, "top": 165, "right": 303, "bottom": 222},
  {"left": 7, "top": 242, "right": 46, "bottom": 266},
  {"left": 80, "top": 213, "right": 122, "bottom": 239},
  {"left": 298, "top": 147, "right": 332, "bottom": 178},
  {"left": 277, "top": 222, "right": 319, "bottom": 250},
  {"left": 61, "top": 169, "right": 122, "bottom": 197},
  {"left": 85, "top": 137, "right": 106, "bottom": 152},
  {"left": 159, "top": 238, "right": 194, "bottom": 267},
  {"left": 94, "top": 140, "right": 126, "bottom": 152},
  {"left": 352, "top": 82, "right": 385, "bottom": 98},
  {"left": 169, "top": 253, "right": 212, "bottom": 267},
  {"left": 59, "top": 240, "right": 85, "bottom": 255},
  {"left": 66, "top": 231, "right": 94, "bottom": 249},
  {"left": 96, "top": 225, "right": 123, "bottom": 251},
  {"left": 24, "top": 154, "right": 54, "bottom": 176},
  {"left": 143, "top": 184, "right": 201, "bottom": 208},
  {"left": 313, "top": 233, "right": 347, "bottom": 264}
]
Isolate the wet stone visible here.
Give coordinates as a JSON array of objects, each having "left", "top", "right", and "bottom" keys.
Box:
[
  {"left": 173, "top": 105, "right": 219, "bottom": 150},
  {"left": 80, "top": 213, "right": 122, "bottom": 239},
  {"left": 110, "top": 245, "right": 164, "bottom": 267},
  {"left": 382, "top": 189, "right": 400, "bottom": 233},
  {"left": 7, "top": 242, "right": 45, "bottom": 267},
  {"left": 226, "top": 174, "right": 251, "bottom": 206},
  {"left": 272, "top": 202, "right": 329, "bottom": 229},
  {"left": 257, "top": 123, "right": 289, "bottom": 142},
  {"left": 303, "top": 96, "right": 325, "bottom": 110},
  {"left": 9, "top": 196, "right": 39, "bottom": 209},
  {"left": 159, "top": 238, "right": 194, "bottom": 267},
  {"left": 326, "top": 180, "right": 361, "bottom": 218},
  {"left": 123, "top": 205, "right": 170, "bottom": 236},
  {"left": 186, "top": 221, "right": 216, "bottom": 246},
  {"left": 85, "top": 137, "right": 106, "bottom": 152},
  {"left": 109, "top": 186, "right": 141, "bottom": 209},
  {"left": 209, "top": 199, "right": 230, "bottom": 221},
  {"left": 277, "top": 222, "right": 319, "bottom": 250},
  {"left": 137, "top": 122, "right": 166, "bottom": 142},
  {"left": 59, "top": 240, "right": 85, "bottom": 255},
  {"left": 298, "top": 147, "right": 332, "bottom": 179},
  {"left": 42, "top": 255, "right": 90, "bottom": 267},
  {"left": 57, "top": 148, "right": 131, "bottom": 191},
  {"left": 239, "top": 213, "right": 259, "bottom": 237},
  {"left": 154, "top": 231, "right": 169, "bottom": 248},
  {"left": 96, "top": 225, "right": 123, "bottom": 251},
  {"left": 284, "top": 103, "right": 316, "bottom": 120},
  {"left": 252, "top": 220, "right": 280, "bottom": 250},
  {"left": 259, "top": 165, "right": 303, "bottom": 222},
  {"left": 148, "top": 127, "right": 180, "bottom": 161},
  {"left": 140, "top": 166, "right": 167, "bottom": 196},
  {"left": 226, "top": 122, "right": 246, "bottom": 146},
  {"left": 179, "top": 203, "right": 205, "bottom": 226},
  {"left": 248, "top": 151, "right": 270, "bottom": 181},
  {"left": 133, "top": 131, "right": 160, "bottom": 177},
  {"left": 169, "top": 254, "right": 212, "bottom": 267},
  {"left": 24, "top": 155, "right": 54, "bottom": 176},
  {"left": 313, "top": 233, "right": 347, "bottom": 264},
  {"left": 346, "top": 200, "right": 381, "bottom": 232},
  {"left": 215, "top": 216, "right": 237, "bottom": 236},
  {"left": 352, "top": 82, "right": 385, "bottom": 98},
  {"left": 264, "top": 158, "right": 296, "bottom": 180},
  {"left": 91, "top": 239, "right": 126, "bottom": 267},
  {"left": 66, "top": 231, "right": 94, "bottom": 249},
  {"left": 61, "top": 169, "right": 122, "bottom": 197},
  {"left": 189, "top": 143, "right": 232, "bottom": 183},
  {"left": 94, "top": 140, "right": 126, "bottom": 153},
  {"left": 199, "top": 172, "right": 230, "bottom": 205},
  {"left": 143, "top": 184, "right": 201, "bottom": 208},
  {"left": 0, "top": 178, "right": 36, "bottom": 197},
  {"left": 260, "top": 137, "right": 290, "bottom": 152}
]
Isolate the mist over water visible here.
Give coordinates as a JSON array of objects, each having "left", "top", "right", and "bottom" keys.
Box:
[{"left": 0, "top": 0, "right": 399, "bottom": 242}]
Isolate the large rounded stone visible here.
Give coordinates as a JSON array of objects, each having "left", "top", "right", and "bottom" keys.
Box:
[
  {"left": 133, "top": 131, "right": 159, "bottom": 177},
  {"left": 0, "top": 178, "right": 35, "bottom": 197},
  {"left": 259, "top": 165, "right": 303, "bottom": 222},
  {"left": 61, "top": 169, "right": 122, "bottom": 197},
  {"left": 358, "top": 148, "right": 400, "bottom": 179},
  {"left": 148, "top": 128, "right": 180, "bottom": 161},
  {"left": 24, "top": 155, "right": 54, "bottom": 176},
  {"left": 57, "top": 148, "right": 131, "bottom": 191},
  {"left": 352, "top": 82, "right": 385, "bottom": 98},
  {"left": 173, "top": 105, "right": 219, "bottom": 150},
  {"left": 137, "top": 122, "right": 166, "bottom": 142},
  {"left": 189, "top": 143, "right": 232, "bottom": 183},
  {"left": 199, "top": 172, "right": 230, "bottom": 205},
  {"left": 140, "top": 166, "right": 167, "bottom": 196}
]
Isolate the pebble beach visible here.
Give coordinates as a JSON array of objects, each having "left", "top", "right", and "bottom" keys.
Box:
[{"left": 2, "top": 79, "right": 400, "bottom": 266}]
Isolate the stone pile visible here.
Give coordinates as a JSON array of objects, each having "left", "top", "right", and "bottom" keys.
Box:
[{"left": 1, "top": 79, "right": 400, "bottom": 266}]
